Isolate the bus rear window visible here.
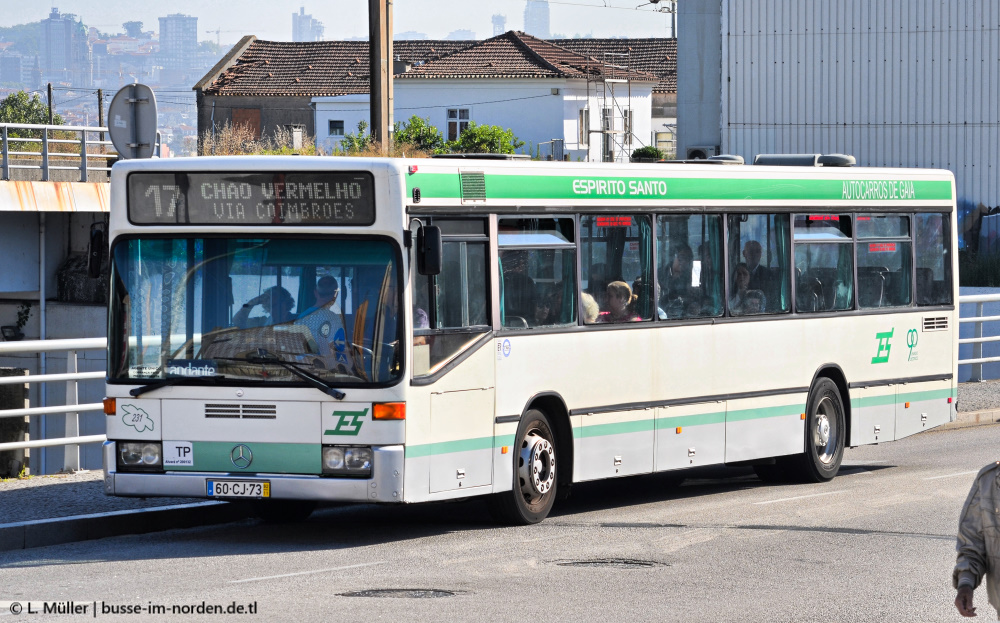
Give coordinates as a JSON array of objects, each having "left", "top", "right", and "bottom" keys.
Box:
[
  {"left": 793, "top": 214, "right": 851, "bottom": 240},
  {"left": 856, "top": 215, "right": 909, "bottom": 238}
]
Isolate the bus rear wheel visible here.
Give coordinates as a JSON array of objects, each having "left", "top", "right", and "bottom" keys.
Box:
[{"left": 488, "top": 409, "right": 558, "bottom": 525}]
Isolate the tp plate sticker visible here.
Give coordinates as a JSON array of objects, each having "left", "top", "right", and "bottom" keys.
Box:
[{"left": 163, "top": 441, "right": 194, "bottom": 467}]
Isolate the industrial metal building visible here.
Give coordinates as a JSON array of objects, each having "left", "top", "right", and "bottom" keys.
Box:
[{"left": 677, "top": 0, "right": 999, "bottom": 246}]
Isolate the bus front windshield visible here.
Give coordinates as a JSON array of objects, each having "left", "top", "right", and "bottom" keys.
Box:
[{"left": 109, "top": 237, "right": 402, "bottom": 386}]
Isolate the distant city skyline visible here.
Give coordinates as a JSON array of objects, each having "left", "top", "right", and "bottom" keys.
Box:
[{"left": 1, "top": 1, "right": 676, "bottom": 44}]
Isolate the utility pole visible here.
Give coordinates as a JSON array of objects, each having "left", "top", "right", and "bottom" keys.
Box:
[
  {"left": 97, "top": 89, "right": 105, "bottom": 147},
  {"left": 368, "top": 0, "right": 392, "bottom": 151},
  {"left": 47, "top": 83, "right": 53, "bottom": 124}
]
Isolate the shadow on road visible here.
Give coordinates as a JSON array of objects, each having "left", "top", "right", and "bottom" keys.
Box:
[{"left": 0, "top": 462, "right": 899, "bottom": 568}]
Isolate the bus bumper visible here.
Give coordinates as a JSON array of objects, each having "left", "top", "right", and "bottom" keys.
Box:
[{"left": 102, "top": 441, "right": 404, "bottom": 503}]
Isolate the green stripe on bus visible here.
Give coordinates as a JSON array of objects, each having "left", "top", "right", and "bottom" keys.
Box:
[
  {"left": 850, "top": 388, "right": 953, "bottom": 409},
  {"left": 577, "top": 418, "right": 656, "bottom": 439},
  {"left": 408, "top": 174, "right": 953, "bottom": 202},
  {"left": 726, "top": 404, "right": 807, "bottom": 422},
  {"left": 656, "top": 411, "right": 727, "bottom": 428},
  {"left": 405, "top": 436, "right": 495, "bottom": 459},
  {"left": 166, "top": 442, "right": 321, "bottom": 474}
]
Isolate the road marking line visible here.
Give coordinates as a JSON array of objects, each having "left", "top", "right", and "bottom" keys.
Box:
[
  {"left": 923, "top": 470, "right": 981, "bottom": 481},
  {"left": 753, "top": 490, "right": 846, "bottom": 505},
  {"left": 841, "top": 460, "right": 888, "bottom": 466},
  {"left": 231, "top": 561, "right": 385, "bottom": 583}
]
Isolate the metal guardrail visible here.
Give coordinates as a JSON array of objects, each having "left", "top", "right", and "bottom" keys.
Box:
[
  {"left": 0, "top": 337, "right": 107, "bottom": 471},
  {"left": 1, "top": 122, "right": 118, "bottom": 182},
  {"left": 958, "top": 293, "right": 1000, "bottom": 381}
]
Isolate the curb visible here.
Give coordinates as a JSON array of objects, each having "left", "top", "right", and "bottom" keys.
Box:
[
  {"left": 941, "top": 410, "right": 1000, "bottom": 430},
  {"left": 0, "top": 501, "right": 251, "bottom": 553}
]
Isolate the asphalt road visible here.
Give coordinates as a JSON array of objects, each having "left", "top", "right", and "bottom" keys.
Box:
[{"left": 1, "top": 423, "right": 997, "bottom": 623}]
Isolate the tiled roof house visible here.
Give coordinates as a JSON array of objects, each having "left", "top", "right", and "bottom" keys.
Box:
[{"left": 195, "top": 32, "right": 672, "bottom": 160}]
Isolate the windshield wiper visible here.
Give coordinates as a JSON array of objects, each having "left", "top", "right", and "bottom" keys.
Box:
[
  {"left": 129, "top": 374, "right": 227, "bottom": 397},
  {"left": 221, "top": 349, "right": 346, "bottom": 400}
]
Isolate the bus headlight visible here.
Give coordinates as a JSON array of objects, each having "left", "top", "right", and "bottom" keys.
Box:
[
  {"left": 118, "top": 441, "right": 162, "bottom": 469},
  {"left": 322, "top": 446, "right": 372, "bottom": 477},
  {"left": 323, "top": 446, "right": 345, "bottom": 470}
]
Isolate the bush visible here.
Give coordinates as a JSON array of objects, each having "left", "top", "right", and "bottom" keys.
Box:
[
  {"left": 631, "top": 145, "right": 664, "bottom": 161},
  {"left": 393, "top": 115, "right": 445, "bottom": 152},
  {"left": 447, "top": 122, "right": 524, "bottom": 154},
  {"left": 200, "top": 121, "right": 315, "bottom": 156}
]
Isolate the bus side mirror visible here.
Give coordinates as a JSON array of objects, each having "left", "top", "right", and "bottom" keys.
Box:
[
  {"left": 417, "top": 225, "right": 442, "bottom": 276},
  {"left": 88, "top": 223, "right": 105, "bottom": 279}
]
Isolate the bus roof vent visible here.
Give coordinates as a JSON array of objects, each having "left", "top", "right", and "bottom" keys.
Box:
[
  {"left": 460, "top": 171, "right": 486, "bottom": 202},
  {"left": 753, "top": 153, "right": 856, "bottom": 167},
  {"left": 708, "top": 154, "right": 744, "bottom": 164},
  {"left": 659, "top": 155, "right": 744, "bottom": 165}
]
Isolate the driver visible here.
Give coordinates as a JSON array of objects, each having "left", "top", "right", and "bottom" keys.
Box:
[
  {"left": 295, "top": 276, "right": 347, "bottom": 363},
  {"left": 234, "top": 286, "right": 294, "bottom": 329}
]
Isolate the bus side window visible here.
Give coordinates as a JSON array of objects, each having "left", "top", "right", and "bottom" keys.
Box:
[
  {"left": 581, "top": 214, "right": 653, "bottom": 323},
  {"left": 914, "top": 213, "right": 953, "bottom": 306},
  {"left": 498, "top": 217, "right": 576, "bottom": 330},
  {"left": 411, "top": 219, "right": 491, "bottom": 377},
  {"left": 656, "top": 214, "right": 723, "bottom": 319},
  {"left": 857, "top": 215, "right": 912, "bottom": 308},
  {"left": 727, "top": 214, "right": 791, "bottom": 316}
]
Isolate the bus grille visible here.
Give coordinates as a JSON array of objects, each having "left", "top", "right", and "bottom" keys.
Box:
[
  {"left": 922, "top": 316, "right": 949, "bottom": 331},
  {"left": 205, "top": 403, "right": 277, "bottom": 419}
]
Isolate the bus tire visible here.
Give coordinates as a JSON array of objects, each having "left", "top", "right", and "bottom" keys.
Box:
[
  {"left": 252, "top": 500, "right": 316, "bottom": 523},
  {"left": 488, "top": 408, "right": 558, "bottom": 525},
  {"left": 794, "top": 377, "right": 846, "bottom": 482}
]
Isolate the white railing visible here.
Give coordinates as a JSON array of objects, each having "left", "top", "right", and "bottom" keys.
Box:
[
  {"left": 0, "top": 337, "right": 107, "bottom": 471},
  {"left": 958, "top": 293, "right": 1000, "bottom": 382},
  {"left": 1, "top": 122, "right": 118, "bottom": 182}
]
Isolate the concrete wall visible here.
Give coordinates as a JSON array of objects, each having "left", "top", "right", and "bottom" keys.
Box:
[{"left": 196, "top": 92, "right": 315, "bottom": 153}]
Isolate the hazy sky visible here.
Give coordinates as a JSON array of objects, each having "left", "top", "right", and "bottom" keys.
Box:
[{"left": 1, "top": 1, "right": 676, "bottom": 42}]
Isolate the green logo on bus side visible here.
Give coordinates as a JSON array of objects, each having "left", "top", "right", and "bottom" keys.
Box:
[
  {"left": 325, "top": 408, "right": 368, "bottom": 436},
  {"left": 871, "top": 329, "right": 894, "bottom": 364}
]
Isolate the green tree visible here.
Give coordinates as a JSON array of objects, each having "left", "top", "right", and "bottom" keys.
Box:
[
  {"left": 0, "top": 91, "right": 62, "bottom": 126},
  {"left": 393, "top": 115, "right": 445, "bottom": 152},
  {"left": 447, "top": 122, "right": 524, "bottom": 154}
]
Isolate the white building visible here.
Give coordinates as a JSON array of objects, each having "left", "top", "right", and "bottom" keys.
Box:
[
  {"left": 677, "top": 0, "right": 1000, "bottom": 246},
  {"left": 313, "top": 32, "right": 656, "bottom": 162}
]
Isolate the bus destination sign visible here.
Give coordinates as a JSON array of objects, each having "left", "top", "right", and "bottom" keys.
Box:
[{"left": 127, "top": 172, "right": 375, "bottom": 226}]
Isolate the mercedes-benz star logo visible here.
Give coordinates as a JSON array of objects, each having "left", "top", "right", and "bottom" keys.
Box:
[{"left": 231, "top": 444, "right": 253, "bottom": 469}]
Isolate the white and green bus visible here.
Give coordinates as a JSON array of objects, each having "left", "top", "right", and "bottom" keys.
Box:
[{"left": 102, "top": 154, "right": 957, "bottom": 524}]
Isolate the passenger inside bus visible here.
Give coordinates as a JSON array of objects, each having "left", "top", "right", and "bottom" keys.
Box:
[
  {"left": 501, "top": 250, "right": 537, "bottom": 324},
  {"left": 233, "top": 286, "right": 295, "bottom": 328},
  {"left": 580, "top": 292, "right": 600, "bottom": 324},
  {"left": 742, "top": 240, "right": 769, "bottom": 292},
  {"left": 599, "top": 281, "right": 640, "bottom": 323}
]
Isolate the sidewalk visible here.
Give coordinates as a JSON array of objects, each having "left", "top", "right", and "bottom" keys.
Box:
[
  {"left": 0, "top": 471, "right": 249, "bottom": 552},
  {"left": 3, "top": 382, "right": 1000, "bottom": 553}
]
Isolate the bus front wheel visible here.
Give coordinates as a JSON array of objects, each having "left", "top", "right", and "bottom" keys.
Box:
[{"left": 488, "top": 409, "right": 558, "bottom": 525}]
